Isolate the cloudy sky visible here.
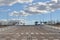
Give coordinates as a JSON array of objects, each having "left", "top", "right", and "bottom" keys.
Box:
[{"left": 0, "top": 0, "right": 60, "bottom": 25}]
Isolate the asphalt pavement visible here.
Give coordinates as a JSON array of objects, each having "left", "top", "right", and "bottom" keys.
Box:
[{"left": 0, "top": 25, "right": 60, "bottom": 40}]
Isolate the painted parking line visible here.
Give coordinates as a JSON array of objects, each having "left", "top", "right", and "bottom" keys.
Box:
[
  {"left": 21, "top": 33, "right": 24, "bottom": 35},
  {"left": 31, "top": 32, "right": 34, "bottom": 35},
  {"left": 11, "top": 38, "right": 17, "bottom": 40},
  {"left": 16, "top": 33, "right": 21, "bottom": 36},
  {"left": 21, "top": 38, "right": 27, "bottom": 40},
  {"left": 53, "top": 39, "right": 59, "bottom": 40},
  {"left": 26, "top": 32, "right": 29, "bottom": 35},
  {"left": 35, "top": 32, "right": 39, "bottom": 35},
  {"left": 32, "top": 38, "right": 38, "bottom": 40},
  {"left": 42, "top": 32, "right": 60, "bottom": 34},
  {"left": 49, "top": 36, "right": 54, "bottom": 38},
  {"left": 43, "top": 39, "right": 48, "bottom": 40}
]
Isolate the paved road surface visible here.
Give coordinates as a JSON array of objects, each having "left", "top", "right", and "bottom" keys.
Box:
[{"left": 0, "top": 25, "right": 60, "bottom": 40}]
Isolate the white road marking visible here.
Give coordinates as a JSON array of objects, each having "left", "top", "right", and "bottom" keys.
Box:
[
  {"left": 16, "top": 33, "right": 21, "bottom": 37},
  {"left": 53, "top": 39, "right": 59, "bottom": 40},
  {"left": 32, "top": 38, "right": 38, "bottom": 40},
  {"left": 11, "top": 38, "right": 17, "bottom": 40},
  {"left": 45, "top": 33, "right": 49, "bottom": 34},
  {"left": 31, "top": 32, "right": 34, "bottom": 35},
  {"left": 43, "top": 39, "right": 48, "bottom": 40},
  {"left": 21, "top": 39, "right": 27, "bottom": 40},
  {"left": 0, "top": 26, "right": 60, "bottom": 40},
  {"left": 21, "top": 33, "right": 24, "bottom": 35},
  {"left": 26, "top": 32, "right": 29, "bottom": 35},
  {"left": 35, "top": 32, "right": 39, "bottom": 35}
]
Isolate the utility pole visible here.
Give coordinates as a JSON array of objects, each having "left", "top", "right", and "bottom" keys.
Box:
[{"left": 49, "top": 13, "right": 52, "bottom": 24}]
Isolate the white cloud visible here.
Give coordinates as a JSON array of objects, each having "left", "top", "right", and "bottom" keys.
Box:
[
  {"left": 8, "top": 0, "right": 60, "bottom": 15},
  {"left": 51, "top": 0, "right": 58, "bottom": 3},
  {"left": 18, "top": 0, "right": 33, "bottom": 3},
  {"left": 24, "top": 2, "right": 50, "bottom": 14},
  {"left": 0, "top": 0, "right": 17, "bottom": 6},
  {"left": 1, "top": 0, "right": 60, "bottom": 15},
  {"left": 9, "top": 11, "right": 31, "bottom": 16},
  {"left": 20, "top": 10, "right": 31, "bottom": 16},
  {"left": 24, "top": 0, "right": 60, "bottom": 14},
  {"left": 0, "top": 0, "right": 33, "bottom": 6},
  {"left": 9, "top": 11, "right": 19, "bottom": 16}
]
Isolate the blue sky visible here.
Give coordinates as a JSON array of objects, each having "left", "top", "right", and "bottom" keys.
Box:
[{"left": 0, "top": 0, "right": 60, "bottom": 25}]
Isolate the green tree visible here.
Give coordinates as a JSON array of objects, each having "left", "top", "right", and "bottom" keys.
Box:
[{"left": 35, "top": 21, "right": 38, "bottom": 25}]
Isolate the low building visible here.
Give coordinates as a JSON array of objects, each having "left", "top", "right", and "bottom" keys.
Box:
[{"left": 0, "top": 19, "right": 25, "bottom": 26}]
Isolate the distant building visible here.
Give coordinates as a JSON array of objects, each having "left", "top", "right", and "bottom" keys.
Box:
[
  {"left": 0, "top": 19, "right": 25, "bottom": 26},
  {"left": 46, "top": 21, "right": 56, "bottom": 25}
]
